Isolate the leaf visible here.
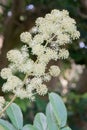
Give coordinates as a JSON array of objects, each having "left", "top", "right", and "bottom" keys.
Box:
[
  {"left": 61, "top": 126, "right": 72, "bottom": 130},
  {"left": 34, "top": 113, "right": 47, "bottom": 130},
  {"left": 0, "top": 119, "right": 16, "bottom": 130},
  {"left": 6, "top": 103, "right": 23, "bottom": 130},
  {"left": 49, "top": 92, "right": 67, "bottom": 127},
  {"left": 46, "top": 103, "right": 59, "bottom": 130},
  {"left": 22, "top": 125, "right": 38, "bottom": 130},
  {"left": 0, "top": 125, "right": 5, "bottom": 130}
]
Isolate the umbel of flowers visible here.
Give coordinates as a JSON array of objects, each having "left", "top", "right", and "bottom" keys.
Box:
[{"left": 0, "top": 9, "right": 80, "bottom": 107}]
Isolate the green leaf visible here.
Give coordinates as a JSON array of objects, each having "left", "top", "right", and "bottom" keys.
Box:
[
  {"left": 49, "top": 92, "right": 67, "bottom": 127},
  {"left": 6, "top": 103, "right": 23, "bottom": 130},
  {"left": 46, "top": 103, "right": 59, "bottom": 130},
  {"left": 34, "top": 113, "right": 47, "bottom": 130},
  {"left": 0, "top": 125, "right": 5, "bottom": 130},
  {"left": 61, "top": 126, "right": 72, "bottom": 130},
  {"left": 22, "top": 125, "right": 38, "bottom": 130},
  {"left": 0, "top": 119, "right": 16, "bottom": 130}
]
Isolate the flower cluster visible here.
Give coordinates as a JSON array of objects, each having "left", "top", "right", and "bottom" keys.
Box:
[
  {"left": 0, "top": 9, "right": 80, "bottom": 100},
  {"left": 0, "top": 97, "right": 5, "bottom": 112}
]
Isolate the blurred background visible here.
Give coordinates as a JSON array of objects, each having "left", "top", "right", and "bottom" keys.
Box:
[{"left": 0, "top": 0, "right": 87, "bottom": 130}]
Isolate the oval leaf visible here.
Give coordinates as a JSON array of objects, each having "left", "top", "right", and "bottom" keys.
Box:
[
  {"left": 6, "top": 103, "right": 23, "bottom": 129},
  {"left": 22, "top": 125, "right": 38, "bottom": 130},
  {"left": 0, "top": 125, "right": 5, "bottom": 130},
  {"left": 46, "top": 103, "right": 59, "bottom": 130},
  {"left": 61, "top": 126, "right": 72, "bottom": 130},
  {"left": 34, "top": 113, "right": 47, "bottom": 130},
  {"left": 49, "top": 92, "right": 67, "bottom": 127},
  {"left": 0, "top": 119, "right": 16, "bottom": 130}
]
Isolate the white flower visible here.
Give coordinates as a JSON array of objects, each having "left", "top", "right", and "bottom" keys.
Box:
[
  {"left": 30, "top": 26, "right": 38, "bottom": 34},
  {"left": 58, "top": 49, "right": 69, "bottom": 59},
  {"left": 0, "top": 9, "right": 80, "bottom": 101},
  {"left": 0, "top": 96, "right": 5, "bottom": 111},
  {"left": 26, "top": 84, "right": 34, "bottom": 92},
  {"left": 57, "top": 33, "right": 70, "bottom": 45},
  {"left": 9, "top": 63, "right": 17, "bottom": 73},
  {"left": 32, "top": 44, "right": 45, "bottom": 56},
  {"left": 18, "top": 59, "right": 34, "bottom": 74},
  {"left": 43, "top": 74, "right": 51, "bottom": 82},
  {"left": 36, "top": 84, "right": 48, "bottom": 95},
  {"left": 49, "top": 65, "right": 60, "bottom": 77},
  {"left": 21, "top": 45, "right": 29, "bottom": 60},
  {"left": 30, "top": 77, "right": 42, "bottom": 88},
  {"left": 7, "top": 50, "right": 23, "bottom": 64},
  {"left": 2, "top": 76, "right": 23, "bottom": 92},
  {"left": 1, "top": 68, "right": 12, "bottom": 79},
  {"left": 39, "top": 48, "right": 58, "bottom": 64},
  {"left": 33, "top": 63, "right": 46, "bottom": 76},
  {"left": 0, "top": 96, "right": 5, "bottom": 107},
  {"left": 33, "top": 34, "right": 44, "bottom": 44},
  {"left": 45, "top": 48, "right": 58, "bottom": 60},
  {"left": 38, "top": 54, "right": 50, "bottom": 64},
  {"left": 20, "top": 32, "right": 32, "bottom": 44},
  {"left": 2, "top": 82, "right": 12, "bottom": 92},
  {"left": 35, "top": 17, "right": 45, "bottom": 26},
  {"left": 14, "top": 88, "right": 28, "bottom": 99}
]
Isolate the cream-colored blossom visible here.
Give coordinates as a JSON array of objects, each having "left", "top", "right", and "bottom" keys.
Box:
[
  {"left": 0, "top": 9, "right": 80, "bottom": 101},
  {"left": 0, "top": 68, "right": 12, "bottom": 79},
  {"left": 20, "top": 32, "right": 32, "bottom": 44},
  {"left": 0, "top": 96, "right": 5, "bottom": 111},
  {"left": 58, "top": 49, "right": 69, "bottom": 59},
  {"left": 36, "top": 84, "right": 48, "bottom": 95},
  {"left": 33, "top": 34, "right": 44, "bottom": 44},
  {"left": 7, "top": 50, "right": 23, "bottom": 64},
  {"left": 35, "top": 17, "right": 45, "bottom": 26},
  {"left": 21, "top": 45, "right": 29, "bottom": 60},
  {"left": 18, "top": 59, "right": 34, "bottom": 74},
  {"left": 49, "top": 65, "right": 60, "bottom": 77},
  {"left": 33, "top": 63, "right": 46, "bottom": 76},
  {"left": 57, "top": 33, "right": 70, "bottom": 45},
  {"left": 9, "top": 63, "right": 17, "bottom": 73},
  {"left": 2, "top": 76, "right": 23, "bottom": 92},
  {"left": 30, "top": 77, "right": 42, "bottom": 89},
  {"left": 32, "top": 44, "right": 45, "bottom": 56},
  {"left": 45, "top": 48, "right": 58, "bottom": 60},
  {"left": 13, "top": 88, "right": 28, "bottom": 99},
  {"left": 43, "top": 74, "right": 51, "bottom": 82}
]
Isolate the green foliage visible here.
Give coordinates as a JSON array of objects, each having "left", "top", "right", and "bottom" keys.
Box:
[
  {"left": 49, "top": 92, "right": 67, "bottom": 127},
  {"left": 61, "top": 127, "right": 71, "bottom": 130},
  {"left": 46, "top": 103, "right": 58, "bottom": 130},
  {"left": 0, "top": 92, "right": 71, "bottom": 130},
  {"left": 22, "top": 125, "right": 37, "bottom": 130},
  {"left": 0, "top": 125, "right": 5, "bottom": 130},
  {"left": 6, "top": 103, "right": 23, "bottom": 130},
  {"left": 0, "top": 119, "right": 16, "bottom": 130},
  {"left": 34, "top": 113, "right": 47, "bottom": 130}
]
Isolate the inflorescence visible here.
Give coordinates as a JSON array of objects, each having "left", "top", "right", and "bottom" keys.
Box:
[{"left": 0, "top": 9, "right": 80, "bottom": 102}]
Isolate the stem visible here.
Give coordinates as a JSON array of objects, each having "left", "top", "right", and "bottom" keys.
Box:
[
  {"left": 0, "top": 74, "right": 29, "bottom": 117},
  {"left": 44, "top": 35, "right": 56, "bottom": 47},
  {"left": 0, "top": 95, "right": 16, "bottom": 117}
]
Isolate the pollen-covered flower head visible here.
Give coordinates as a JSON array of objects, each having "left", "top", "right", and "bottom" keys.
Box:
[
  {"left": 49, "top": 65, "right": 60, "bottom": 77},
  {"left": 1, "top": 9, "right": 80, "bottom": 100},
  {"left": 20, "top": 32, "right": 32, "bottom": 44},
  {"left": 0, "top": 96, "right": 5, "bottom": 112},
  {"left": 0, "top": 68, "right": 12, "bottom": 79}
]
